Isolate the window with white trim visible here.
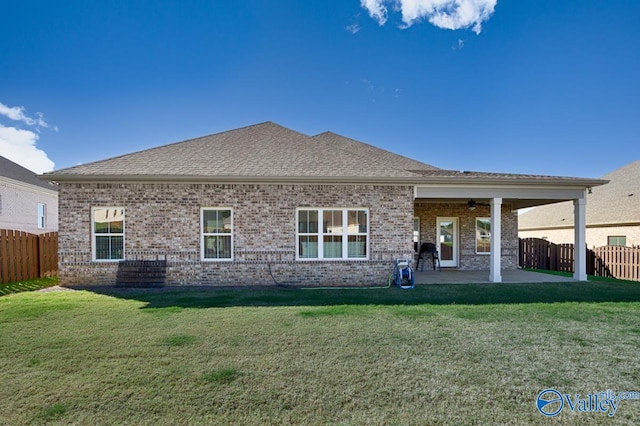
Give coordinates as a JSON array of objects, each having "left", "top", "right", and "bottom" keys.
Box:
[
  {"left": 476, "top": 217, "right": 491, "bottom": 254},
  {"left": 201, "top": 208, "right": 233, "bottom": 260},
  {"left": 297, "top": 208, "right": 368, "bottom": 260},
  {"left": 92, "top": 207, "right": 125, "bottom": 261},
  {"left": 608, "top": 236, "right": 626, "bottom": 247},
  {"left": 37, "top": 203, "right": 46, "bottom": 229}
]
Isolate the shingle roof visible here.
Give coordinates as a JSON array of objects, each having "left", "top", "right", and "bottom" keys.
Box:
[
  {"left": 46, "top": 122, "right": 425, "bottom": 181},
  {"left": 519, "top": 160, "right": 640, "bottom": 229},
  {"left": 407, "top": 169, "right": 594, "bottom": 181},
  {"left": 311, "top": 131, "right": 438, "bottom": 172},
  {"left": 0, "top": 155, "right": 57, "bottom": 191},
  {"left": 43, "top": 121, "right": 607, "bottom": 188}
]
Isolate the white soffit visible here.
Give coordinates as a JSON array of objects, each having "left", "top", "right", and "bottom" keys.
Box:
[{"left": 414, "top": 185, "right": 587, "bottom": 200}]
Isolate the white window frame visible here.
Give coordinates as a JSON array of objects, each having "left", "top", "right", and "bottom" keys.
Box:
[
  {"left": 201, "top": 208, "right": 233, "bottom": 261},
  {"left": 476, "top": 217, "right": 491, "bottom": 255},
  {"left": 607, "top": 235, "right": 626, "bottom": 247},
  {"left": 37, "top": 203, "right": 46, "bottom": 229},
  {"left": 296, "top": 208, "right": 369, "bottom": 261},
  {"left": 92, "top": 207, "right": 125, "bottom": 262}
]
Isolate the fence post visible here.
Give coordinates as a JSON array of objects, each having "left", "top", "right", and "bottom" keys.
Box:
[
  {"left": 39, "top": 233, "right": 45, "bottom": 278},
  {"left": 0, "top": 229, "right": 10, "bottom": 283}
]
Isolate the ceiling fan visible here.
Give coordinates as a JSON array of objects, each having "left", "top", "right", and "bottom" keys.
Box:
[{"left": 467, "top": 199, "right": 490, "bottom": 210}]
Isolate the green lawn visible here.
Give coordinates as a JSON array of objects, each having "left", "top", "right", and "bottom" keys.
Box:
[
  {"left": 0, "top": 276, "right": 58, "bottom": 296},
  {"left": 1, "top": 281, "right": 639, "bottom": 425}
]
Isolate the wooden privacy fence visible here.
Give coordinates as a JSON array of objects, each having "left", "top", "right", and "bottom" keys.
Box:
[
  {"left": 519, "top": 238, "right": 575, "bottom": 272},
  {"left": 593, "top": 245, "right": 640, "bottom": 282},
  {"left": 519, "top": 238, "right": 640, "bottom": 282},
  {"left": 0, "top": 230, "right": 58, "bottom": 284}
]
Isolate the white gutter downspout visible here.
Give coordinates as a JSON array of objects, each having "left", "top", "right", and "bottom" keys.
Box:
[
  {"left": 490, "top": 197, "right": 502, "bottom": 283},
  {"left": 573, "top": 193, "right": 588, "bottom": 281}
]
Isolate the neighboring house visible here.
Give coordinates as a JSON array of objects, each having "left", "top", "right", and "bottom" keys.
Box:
[
  {"left": 43, "top": 122, "right": 606, "bottom": 286},
  {"left": 519, "top": 160, "right": 640, "bottom": 248},
  {"left": 0, "top": 156, "right": 58, "bottom": 234}
]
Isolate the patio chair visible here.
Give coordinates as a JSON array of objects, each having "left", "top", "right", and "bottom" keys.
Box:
[{"left": 416, "top": 242, "right": 440, "bottom": 272}]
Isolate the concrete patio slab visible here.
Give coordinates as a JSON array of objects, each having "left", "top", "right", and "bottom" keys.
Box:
[{"left": 414, "top": 268, "right": 579, "bottom": 284}]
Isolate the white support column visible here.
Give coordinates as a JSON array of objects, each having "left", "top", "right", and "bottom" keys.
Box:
[
  {"left": 573, "top": 195, "right": 588, "bottom": 281},
  {"left": 489, "top": 197, "right": 502, "bottom": 283}
]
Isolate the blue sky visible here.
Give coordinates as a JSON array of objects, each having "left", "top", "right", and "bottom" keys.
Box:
[{"left": 1, "top": 0, "right": 638, "bottom": 178}]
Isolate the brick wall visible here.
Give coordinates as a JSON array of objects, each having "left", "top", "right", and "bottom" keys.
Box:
[
  {"left": 414, "top": 201, "right": 519, "bottom": 270},
  {"left": 58, "top": 183, "right": 415, "bottom": 286}
]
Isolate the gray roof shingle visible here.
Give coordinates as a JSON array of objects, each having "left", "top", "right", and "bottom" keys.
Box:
[
  {"left": 43, "top": 122, "right": 608, "bottom": 188},
  {"left": 519, "top": 160, "right": 640, "bottom": 228},
  {"left": 0, "top": 155, "right": 57, "bottom": 191},
  {"left": 47, "top": 122, "right": 424, "bottom": 181},
  {"left": 311, "top": 131, "right": 438, "bottom": 172}
]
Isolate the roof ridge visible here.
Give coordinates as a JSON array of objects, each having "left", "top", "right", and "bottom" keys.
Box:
[
  {"left": 311, "top": 131, "right": 439, "bottom": 173},
  {"left": 44, "top": 121, "right": 427, "bottom": 181},
  {"left": 47, "top": 121, "right": 296, "bottom": 175}
]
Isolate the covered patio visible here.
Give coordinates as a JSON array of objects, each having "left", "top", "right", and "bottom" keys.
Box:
[
  {"left": 411, "top": 170, "right": 608, "bottom": 283},
  {"left": 413, "top": 268, "right": 579, "bottom": 284}
]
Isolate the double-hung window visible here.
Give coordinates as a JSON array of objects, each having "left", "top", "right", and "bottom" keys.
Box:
[
  {"left": 201, "top": 208, "right": 233, "bottom": 260},
  {"left": 297, "top": 208, "right": 368, "bottom": 260},
  {"left": 92, "top": 207, "right": 125, "bottom": 261}
]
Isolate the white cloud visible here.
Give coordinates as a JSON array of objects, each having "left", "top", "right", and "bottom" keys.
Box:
[
  {"left": 361, "top": 0, "right": 497, "bottom": 33},
  {"left": 360, "top": 0, "right": 388, "bottom": 25},
  {"left": 0, "top": 101, "right": 55, "bottom": 174},
  {"left": 346, "top": 22, "right": 361, "bottom": 34},
  {"left": 0, "top": 102, "right": 50, "bottom": 128}
]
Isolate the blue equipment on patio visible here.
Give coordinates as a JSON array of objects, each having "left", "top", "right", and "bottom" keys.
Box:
[{"left": 393, "top": 256, "right": 415, "bottom": 289}]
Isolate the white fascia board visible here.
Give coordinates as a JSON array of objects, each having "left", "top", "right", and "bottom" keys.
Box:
[{"left": 415, "top": 184, "right": 587, "bottom": 200}]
